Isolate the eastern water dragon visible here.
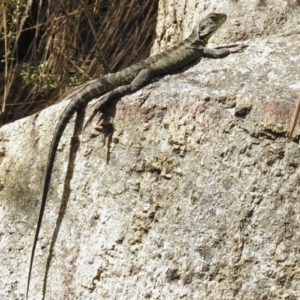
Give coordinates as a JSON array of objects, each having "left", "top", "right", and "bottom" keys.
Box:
[{"left": 26, "top": 12, "right": 246, "bottom": 298}]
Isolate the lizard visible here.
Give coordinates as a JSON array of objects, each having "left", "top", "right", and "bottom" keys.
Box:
[{"left": 26, "top": 12, "right": 246, "bottom": 298}]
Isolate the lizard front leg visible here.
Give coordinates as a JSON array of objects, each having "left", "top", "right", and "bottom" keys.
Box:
[
  {"left": 204, "top": 44, "right": 247, "bottom": 58},
  {"left": 190, "top": 43, "right": 247, "bottom": 58}
]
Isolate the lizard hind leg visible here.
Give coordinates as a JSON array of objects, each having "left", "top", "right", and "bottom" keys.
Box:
[
  {"left": 84, "top": 85, "right": 131, "bottom": 128},
  {"left": 85, "top": 68, "right": 154, "bottom": 128}
]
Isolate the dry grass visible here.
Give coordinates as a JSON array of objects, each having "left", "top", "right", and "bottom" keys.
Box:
[{"left": 0, "top": 0, "right": 158, "bottom": 125}]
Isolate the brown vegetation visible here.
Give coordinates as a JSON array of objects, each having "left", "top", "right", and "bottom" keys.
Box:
[{"left": 0, "top": 0, "right": 158, "bottom": 125}]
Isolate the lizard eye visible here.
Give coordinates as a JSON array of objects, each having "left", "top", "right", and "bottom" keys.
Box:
[{"left": 209, "top": 14, "right": 217, "bottom": 21}]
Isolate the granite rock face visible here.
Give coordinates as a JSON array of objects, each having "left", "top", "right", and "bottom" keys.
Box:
[{"left": 1, "top": 2, "right": 300, "bottom": 299}]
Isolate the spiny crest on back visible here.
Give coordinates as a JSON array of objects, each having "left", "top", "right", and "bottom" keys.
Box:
[{"left": 194, "top": 13, "right": 227, "bottom": 43}]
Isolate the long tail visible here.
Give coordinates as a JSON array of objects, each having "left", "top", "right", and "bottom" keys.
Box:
[
  {"left": 26, "top": 99, "right": 82, "bottom": 299},
  {"left": 26, "top": 80, "right": 109, "bottom": 299}
]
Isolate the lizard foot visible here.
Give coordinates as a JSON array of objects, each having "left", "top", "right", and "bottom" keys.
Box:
[
  {"left": 84, "top": 100, "right": 103, "bottom": 129},
  {"left": 228, "top": 44, "right": 248, "bottom": 53}
]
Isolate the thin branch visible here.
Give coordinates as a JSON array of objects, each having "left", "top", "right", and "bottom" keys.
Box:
[{"left": 288, "top": 92, "right": 300, "bottom": 139}]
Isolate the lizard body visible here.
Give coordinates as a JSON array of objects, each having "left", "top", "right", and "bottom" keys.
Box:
[{"left": 27, "top": 12, "right": 245, "bottom": 298}]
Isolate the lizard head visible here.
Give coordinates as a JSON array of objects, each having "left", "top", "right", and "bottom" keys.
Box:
[{"left": 195, "top": 13, "right": 227, "bottom": 43}]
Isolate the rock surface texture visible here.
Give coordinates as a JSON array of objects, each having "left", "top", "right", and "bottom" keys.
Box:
[{"left": 1, "top": 1, "right": 300, "bottom": 299}]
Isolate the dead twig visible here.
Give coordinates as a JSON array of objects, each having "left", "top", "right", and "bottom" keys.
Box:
[{"left": 288, "top": 92, "right": 300, "bottom": 139}]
